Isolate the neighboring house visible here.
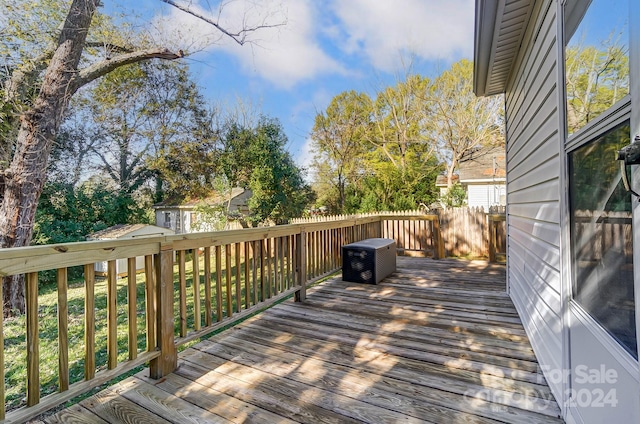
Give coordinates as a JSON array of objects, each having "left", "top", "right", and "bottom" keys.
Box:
[
  {"left": 435, "top": 146, "right": 506, "bottom": 210},
  {"left": 153, "top": 188, "right": 252, "bottom": 234},
  {"left": 475, "top": 1, "right": 638, "bottom": 423},
  {"left": 458, "top": 145, "right": 506, "bottom": 209},
  {"left": 88, "top": 224, "right": 175, "bottom": 276}
]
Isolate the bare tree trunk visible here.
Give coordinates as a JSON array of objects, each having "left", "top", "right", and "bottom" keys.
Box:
[
  {"left": 446, "top": 162, "right": 457, "bottom": 189},
  {"left": 0, "top": 0, "right": 100, "bottom": 314}
]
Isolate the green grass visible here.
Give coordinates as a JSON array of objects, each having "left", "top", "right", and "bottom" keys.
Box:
[
  {"left": 2, "top": 247, "right": 311, "bottom": 414},
  {"left": 3, "top": 273, "right": 150, "bottom": 412}
]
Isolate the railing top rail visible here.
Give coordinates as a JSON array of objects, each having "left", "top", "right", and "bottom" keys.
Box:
[{"left": 0, "top": 212, "right": 442, "bottom": 276}]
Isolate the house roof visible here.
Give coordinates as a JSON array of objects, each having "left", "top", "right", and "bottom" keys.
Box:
[
  {"left": 153, "top": 187, "right": 248, "bottom": 209},
  {"left": 435, "top": 174, "right": 459, "bottom": 187},
  {"left": 458, "top": 145, "right": 506, "bottom": 182},
  {"left": 88, "top": 224, "right": 166, "bottom": 240},
  {"left": 474, "top": 0, "right": 535, "bottom": 96}
]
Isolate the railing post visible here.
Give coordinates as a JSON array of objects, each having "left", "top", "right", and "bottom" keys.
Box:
[
  {"left": 150, "top": 242, "right": 177, "bottom": 379},
  {"left": 489, "top": 216, "right": 497, "bottom": 263},
  {"left": 433, "top": 216, "right": 445, "bottom": 259},
  {"left": 295, "top": 231, "right": 307, "bottom": 302}
]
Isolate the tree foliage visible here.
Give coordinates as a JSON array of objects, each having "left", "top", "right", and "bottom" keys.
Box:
[
  {"left": 0, "top": 0, "right": 284, "bottom": 314},
  {"left": 310, "top": 59, "right": 503, "bottom": 214},
  {"left": 33, "top": 180, "right": 151, "bottom": 246},
  {"left": 428, "top": 59, "right": 504, "bottom": 188},
  {"left": 310, "top": 91, "right": 371, "bottom": 212},
  {"left": 565, "top": 41, "right": 629, "bottom": 134},
  {"left": 245, "top": 118, "right": 314, "bottom": 224}
]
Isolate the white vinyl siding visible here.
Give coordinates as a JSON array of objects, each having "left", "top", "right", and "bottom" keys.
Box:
[
  {"left": 503, "top": 0, "right": 564, "bottom": 402},
  {"left": 466, "top": 184, "right": 505, "bottom": 210}
]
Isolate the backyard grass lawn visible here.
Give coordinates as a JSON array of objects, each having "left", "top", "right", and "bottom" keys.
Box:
[{"left": 2, "top": 251, "right": 256, "bottom": 413}]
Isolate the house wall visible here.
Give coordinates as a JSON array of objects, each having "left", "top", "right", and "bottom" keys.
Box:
[
  {"left": 229, "top": 190, "right": 252, "bottom": 215},
  {"left": 503, "top": 0, "right": 565, "bottom": 404},
  {"left": 156, "top": 209, "right": 179, "bottom": 232},
  {"left": 466, "top": 183, "right": 506, "bottom": 210}
]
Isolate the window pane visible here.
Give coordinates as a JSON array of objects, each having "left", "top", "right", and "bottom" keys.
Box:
[
  {"left": 569, "top": 121, "right": 636, "bottom": 357},
  {"left": 564, "top": 0, "right": 629, "bottom": 135}
]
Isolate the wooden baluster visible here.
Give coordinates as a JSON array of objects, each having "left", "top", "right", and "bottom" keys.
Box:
[
  {"left": 280, "top": 236, "right": 286, "bottom": 291},
  {"left": 178, "top": 250, "right": 187, "bottom": 337},
  {"left": 193, "top": 248, "right": 201, "bottom": 331},
  {"left": 107, "top": 260, "right": 117, "bottom": 370},
  {"left": 225, "top": 245, "right": 232, "bottom": 317},
  {"left": 291, "top": 235, "right": 297, "bottom": 290},
  {"left": 273, "top": 238, "right": 280, "bottom": 296},
  {"left": 314, "top": 231, "right": 319, "bottom": 276},
  {"left": 244, "top": 242, "right": 250, "bottom": 309},
  {"left": 204, "top": 247, "right": 212, "bottom": 326},
  {"left": 285, "top": 236, "right": 292, "bottom": 289},
  {"left": 266, "top": 239, "right": 272, "bottom": 299},
  {"left": 144, "top": 255, "right": 156, "bottom": 353},
  {"left": 26, "top": 272, "right": 39, "bottom": 406},
  {"left": 235, "top": 243, "right": 242, "bottom": 313},
  {"left": 127, "top": 258, "right": 137, "bottom": 361},
  {"left": 84, "top": 265, "right": 96, "bottom": 380},
  {"left": 259, "top": 239, "right": 266, "bottom": 302},
  {"left": 57, "top": 268, "right": 69, "bottom": 392},
  {"left": 295, "top": 231, "right": 307, "bottom": 302},
  {"left": 252, "top": 241, "right": 258, "bottom": 305},
  {"left": 215, "top": 245, "right": 223, "bottom": 321},
  {"left": 325, "top": 230, "right": 329, "bottom": 273}
]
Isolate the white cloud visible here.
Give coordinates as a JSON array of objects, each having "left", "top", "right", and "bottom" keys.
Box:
[
  {"left": 329, "top": 0, "right": 474, "bottom": 72},
  {"left": 294, "top": 137, "right": 315, "bottom": 174},
  {"left": 151, "top": 0, "right": 346, "bottom": 89}
]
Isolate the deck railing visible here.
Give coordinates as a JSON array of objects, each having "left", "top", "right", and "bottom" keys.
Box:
[{"left": 0, "top": 213, "right": 442, "bottom": 423}]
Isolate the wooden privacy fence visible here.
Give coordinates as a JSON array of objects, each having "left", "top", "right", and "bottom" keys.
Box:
[
  {"left": 434, "top": 206, "right": 506, "bottom": 260},
  {"left": 297, "top": 208, "right": 507, "bottom": 260},
  {"left": 293, "top": 211, "right": 444, "bottom": 259},
  {"left": 0, "top": 213, "right": 442, "bottom": 423}
]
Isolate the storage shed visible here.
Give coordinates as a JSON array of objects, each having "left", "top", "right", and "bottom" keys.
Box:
[{"left": 88, "top": 224, "right": 175, "bottom": 276}]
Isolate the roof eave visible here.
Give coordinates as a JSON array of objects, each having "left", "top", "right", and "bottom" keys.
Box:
[
  {"left": 459, "top": 178, "right": 507, "bottom": 183},
  {"left": 474, "top": 0, "right": 536, "bottom": 98},
  {"left": 473, "top": 0, "right": 499, "bottom": 97}
]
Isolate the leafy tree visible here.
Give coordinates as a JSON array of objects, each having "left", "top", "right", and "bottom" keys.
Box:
[
  {"left": 369, "top": 74, "right": 432, "bottom": 172},
  {"left": 33, "top": 180, "right": 151, "bottom": 246},
  {"left": 428, "top": 59, "right": 504, "bottom": 188},
  {"left": 0, "top": 0, "right": 283, "bottom": 314},
  {"left": 310, "top": 90, "right": 372, "bottom": 213},
  {"left": 141, "top": 61, "right": 217, "bottom": 202},
  {"left": 155, "top": 114, "right": 312, "bottom": 226},
  {"left": 363, "top": 74, "right": 441, "bottom": 212},
  {"left": 439, "top": 182, "right": 467, "bottom": 208},
  {"left": 247, "top": 118, "right": 314, "bottom": 224},
  {"left": 565, "top": 40, "right": 629, "bottom": 134}
]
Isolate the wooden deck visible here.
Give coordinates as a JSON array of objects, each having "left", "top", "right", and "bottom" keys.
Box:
[{"left": 43, "top": 258, "right": 563, "bottom": 424}]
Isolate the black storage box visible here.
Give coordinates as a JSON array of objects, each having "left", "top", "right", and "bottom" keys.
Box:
[{"left": 342, "top": 238, "right": 397, "bottom": 284}]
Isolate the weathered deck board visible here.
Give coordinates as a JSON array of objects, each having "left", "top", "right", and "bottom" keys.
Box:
[{"left": 44, "top": 258, "right": 563, "bottom": 423}]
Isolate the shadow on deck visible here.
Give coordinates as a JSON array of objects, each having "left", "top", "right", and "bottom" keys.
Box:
[{"left": 45, "top": 257, "right": 563, "bottom": 423}]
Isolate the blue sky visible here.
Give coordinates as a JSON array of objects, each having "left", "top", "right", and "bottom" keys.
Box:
[{"left": 108, "top": 0, "right": 475, "bottom": 171}]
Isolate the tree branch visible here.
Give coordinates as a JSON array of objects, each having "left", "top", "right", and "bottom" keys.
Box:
[
  {"left": 72, "top": 48, "right": 184, "bottom": 92},
  {"left": 3, "top": 45, "right": 56, "bottom": 105},
  {"left": 159, "top": 0, "right": 285, "bottom": 46},
  {"left": 85, "top": 41, "right": 134, "bottom": 54}
]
